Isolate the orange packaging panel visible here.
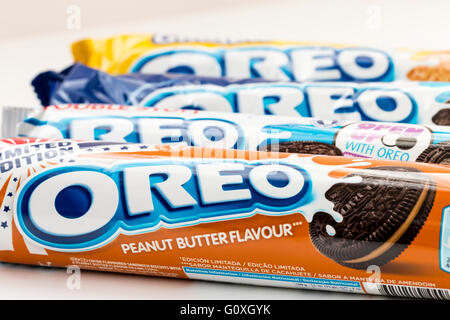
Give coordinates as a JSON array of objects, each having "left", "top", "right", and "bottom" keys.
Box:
[{"left": 1, "top": 138, "right": 450, "bottom": 299}]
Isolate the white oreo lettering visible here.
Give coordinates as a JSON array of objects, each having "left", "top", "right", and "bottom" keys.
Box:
[
  {"left": 291, "top": 49, "right": 340, "bottom": 81},
  {"left": 225, "top": 49, "right": 290, "bottom": 80},
  {"left": 337, "top": 49, "right": 390, "bottom": 80},
  {"left": 133, "top": 46, "right": 392, "bottom": 81},
  {"left": 69, "top": 118, "right": 242, "bottom": 148},
  {"left": 141, "top": 84, "right": 415, "bottom": 122},
  {"left": 357, "top": 89, "right": 414, "bottom": 122},
  {"left": 138, "top": 118, "right": 186, "bottom": 146},
  {"left": 27, "top": 171, "right": 119, "bottom": 236},
  {"left": 305, "top": 86, "right": 360, "bottom": 121},
  {"left": 237, "top": 86, "right": 304, "bottom": 116},
  {"left": 197, "top": 163, "right": 251, "bottom": 204},
  {"left": 17, "top": 161, "right": 307, "bottom": 250},
  {"left": 188, "top": 120, "right": 239, "bottom": 149},
  {"left": 124, "top": 165, "right": 197, "bottom": 215}
]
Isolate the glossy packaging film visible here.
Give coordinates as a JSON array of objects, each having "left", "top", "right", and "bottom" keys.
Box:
[
  {"left": 0, "top": 138, "right": 450, "bottom": 299},
  {"left": 72, "top": 34, "right": 450, "bottom": 82},
  {"left": 33, "top": 64, "right": 450, "bottom": 126},
  {"left": 17, "top": 104, "right": 450, "bottom": 164}
]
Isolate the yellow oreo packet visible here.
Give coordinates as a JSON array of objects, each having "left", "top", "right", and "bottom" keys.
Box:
[
  {"left": 72, "top": 34, "right": 293, "bottom": 74},
  {"left": 72, "top": 34, "right": 450, "bottom": 82}
]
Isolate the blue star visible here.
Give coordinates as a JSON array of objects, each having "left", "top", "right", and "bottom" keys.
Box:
[
  {"left": 3, "top": 206, "right": 10, "bottom": 213},
  {"left": 103, "top": 147, "right": 110, "bottom": 151},
  {"left": 120, "top": 146, "right": 129, "bottom": 150},
  {"left": 7, "top": 192, "right": 13, "bottom": 197},
  {"left": 1, "top": 221, "right": 7, "bottom": 229},
  {"left": 139, "top": 145, "right": 148, "bottom": 149},
  {"left": 12, "top": 177, "right": 18, "bottom": 182}
]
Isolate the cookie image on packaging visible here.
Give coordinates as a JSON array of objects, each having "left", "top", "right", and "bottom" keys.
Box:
[
  {"left": 259, "top": 141, "right": 342, "bottom": 156},
  {"left": 407, "top": 65, "right": 450, "bottom": 81},
  {"left": 309, "top": 166, "right": 435, "bottom": 270},
  {"left": 416, "top": 141, "right": 450, "bottom": 165},
  {"left": 432, "top": 108, "right": 450, "bottom": 126}
]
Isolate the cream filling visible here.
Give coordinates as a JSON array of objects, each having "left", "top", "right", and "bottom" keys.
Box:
[{"left": 343, "top": 182, "right": 429, "bottom": 264}]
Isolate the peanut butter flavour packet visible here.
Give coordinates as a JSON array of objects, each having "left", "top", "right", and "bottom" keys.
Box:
[
  {"left": 0, "top": 138, "right": 450, "bottom": 299},
  {"left": 72, "top": 34, "right": 450, "bottom": 82}
]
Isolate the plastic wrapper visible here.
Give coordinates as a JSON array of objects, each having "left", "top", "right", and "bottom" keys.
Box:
[
  {"left": 72, "top": 34, "right": 450, "bottom": 82},
  {"left": 17, "top": 104, "right": 450, "bottom": 164},
  {"left": 32, "top": 64, "right": 450, "bottom": 125},
  {"left": 0, "top": 138, "right": 450, "bottom": 299}
]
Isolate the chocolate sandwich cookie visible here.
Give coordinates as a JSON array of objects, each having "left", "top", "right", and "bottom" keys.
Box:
[
  {"left": 309, "top": 166, "right": 435, "bottom": 270},
  {"left": 432, "top": 108, "right": 450, "bottom": 126},
  {"left": 416, "top": 142, "right": 450, "bottom": 165},
  {"left": 259, "top": 141, "right": 342, "bottom": 156}
]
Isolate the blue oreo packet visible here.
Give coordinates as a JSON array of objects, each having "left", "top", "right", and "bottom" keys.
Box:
[
  {"left": 31, "top": 63, "right": 450, "bottom": 126},
  {"left": 32, "top": 63, "right": 265, "bottom": 106}
]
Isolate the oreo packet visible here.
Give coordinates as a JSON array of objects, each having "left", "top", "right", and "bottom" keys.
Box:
[
  {"left": 13, "top": 104, "right": 450, "bottom": 164},
  {"left": 72, "top": 34, "right": 450, "bottom": 82},
  {"left": 32, "top": 64, "right": 450, "bottom": 126},
  {"left": 1, "top": 137, "right": 450, "bottom": 299}
]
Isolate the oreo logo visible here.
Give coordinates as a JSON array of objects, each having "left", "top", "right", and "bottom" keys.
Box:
[
  {"left": 135, "top": 83, "right": 416, "bottom": 123},
  {"left": 131, "top": 46, "right": 393, "bottom": 82},
  {"left": 15, "top": 159, "right": 311, "bottom": 251}
]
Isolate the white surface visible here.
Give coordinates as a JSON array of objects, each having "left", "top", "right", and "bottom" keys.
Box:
[
  {"left": 1, "top": 0, "right": 446, "bottom": 300},
  {"left": 0, "top": 263, "right": 388, "bottom": 300}
]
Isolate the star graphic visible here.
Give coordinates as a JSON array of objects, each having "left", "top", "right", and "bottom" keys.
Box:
[
  {"left": 87, "top": 148, "right": 93, "bottom": 152},
  {"left": 12, "top": 177, "right": 18, "bottom": 182},
  {"left": 3, "top": 206, "right": 10, "bottom": 213},
  {"left": 1, "top": 221, "right": 7, "bottom": 229},
  {"left": 139, "top": 145, "right": 148, "bottom": 149},
  {"left": 120, "top": 146, "right": 129, "bottom": 150},
  {"left": 7, "top": 192, "right": 13, "bottom": 197},
  {"left": 103, "top": 147, "right": 110, "bottom": 151}
]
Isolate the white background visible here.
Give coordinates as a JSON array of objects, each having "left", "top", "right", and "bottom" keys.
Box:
[{"left": 0, "top": 0, "right": 448, "bottom": 299}]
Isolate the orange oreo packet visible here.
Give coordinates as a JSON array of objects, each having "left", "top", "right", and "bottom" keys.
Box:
[{"left": 0, "top": 138, "right": 449, "bottom": 299}]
